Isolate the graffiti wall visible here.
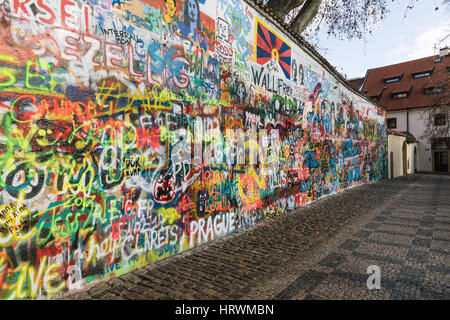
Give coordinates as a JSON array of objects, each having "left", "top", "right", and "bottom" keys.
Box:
[{"left": 0, "top": 0, "right": 387, "bottom": 299}]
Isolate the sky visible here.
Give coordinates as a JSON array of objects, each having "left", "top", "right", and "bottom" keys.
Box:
[{"left": 310, "top": 0, "right": 450, "bottom": 79}]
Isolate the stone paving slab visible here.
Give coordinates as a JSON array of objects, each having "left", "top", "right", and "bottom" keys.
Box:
[
  {"left": 53, "top": 174, "right": 450, "bottom": 300},
  {"left": 245, "top": 174, "right": 450, "bottom": 300}
]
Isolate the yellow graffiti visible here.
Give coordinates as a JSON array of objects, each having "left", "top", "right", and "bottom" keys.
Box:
[
  {"left": 86, "top": 233, "right": 121, "bottom": 265},
  {"left": 163, "top": 0, "right": 177, "bottom": 23},
  {"left": 0, "top": 54, "right": 17, "bottom": 88},
  {"left": 158, "top": 208, "right": 181, "bottom": 224},
  {"left": 0, "top": 191, "right": 36, "bottom": 246},
  {"left": 0, "top": 256, "right": 65, "bottom": 300},
  {"left": 237, "top": 140, "right": 266, "bottom": 204},
  {"left": 0, "top": 253, "right": 15, "bottom": 300},
  {"left": 25, "top": 58, "right": 57, "bottom": 92}
]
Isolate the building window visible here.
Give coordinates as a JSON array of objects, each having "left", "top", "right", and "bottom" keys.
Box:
[
  {"left": 425, "top": 86, "right": 445, "bottom": 95},
  {"left": 431, "top": 137, "right": 450, "bottom": 150},
  {"left": 392, "top": 92, "right": 408, "bottom": 99},
  {"left": 385, "top": 77, "right": 400, "bottom": 84},
  {"left": 413, "top": 71, "right": 431, "bottom": 79},
  {"left": 434, "top": 113, "right": 448, "bottom": 126},
  {"left": 370, "top": 95, "right": 378, "bottom": 102},
  {"left": 387, "top": 118, "right": 397, "bottom": 129}
]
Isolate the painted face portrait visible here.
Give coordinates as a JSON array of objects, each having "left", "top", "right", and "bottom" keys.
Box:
[
  {"left": 182, "top": 0, "right": 201, "bottom": 30},
  {"left": 179, "top": 0, "right": 202, "bottom": 43},
  {"left": 188, "top": 0, "right": 198, "bottom": 24}
]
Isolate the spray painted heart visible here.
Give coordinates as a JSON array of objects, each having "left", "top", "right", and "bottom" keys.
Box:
[
  {"left": 111, "top": 217, "right": 126, "bottom": 240},
  {"left": 124, "top": 201, "right": 139, "bottom": 221}
]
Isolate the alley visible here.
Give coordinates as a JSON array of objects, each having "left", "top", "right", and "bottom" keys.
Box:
[{"left": 56, "top": 174, "right": 450, "bottom": 300}]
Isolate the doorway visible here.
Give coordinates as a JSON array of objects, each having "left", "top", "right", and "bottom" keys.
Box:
[{"left": 434, "top": 151, "right": 448, "bottom": 172}]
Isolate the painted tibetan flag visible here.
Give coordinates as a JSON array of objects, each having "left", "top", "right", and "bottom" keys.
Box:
[{"left": 256, "top": 18, "right": 291, "bottom": 79}]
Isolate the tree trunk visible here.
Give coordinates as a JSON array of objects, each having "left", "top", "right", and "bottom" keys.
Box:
[
  {"left": 266, "top": 0, "right": 307, "bottom": 18},
  {"left": 284, "top": 0, "right": 306, "bottom": 14},
  {"left": 290, "top": 0, "right": 323, "bottom": 33}
]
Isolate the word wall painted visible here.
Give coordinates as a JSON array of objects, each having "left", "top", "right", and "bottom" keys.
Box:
[{"left": 0, "top": 0, "right": 387, "bottom": 299}]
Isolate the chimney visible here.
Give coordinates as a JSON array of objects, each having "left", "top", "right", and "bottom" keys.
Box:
[{"left": 439, "top": 47, "right": 449, "bottom": 57}]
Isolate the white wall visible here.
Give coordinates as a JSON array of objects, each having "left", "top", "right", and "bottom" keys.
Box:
[
  {"left": 388, "top": 134, "right": 407, "bottom": 178},
  {"left": 386, "top": 109, "right": 433, "bottom": 172},
  {"left": 386, "top": 111, "right": 408, "bottom": 132},
  {"left": 409, "top": 109, "right": 433, "bottom": 172},
  {"left": 407, "top": 143, "right": 419, "bottom": 174}
]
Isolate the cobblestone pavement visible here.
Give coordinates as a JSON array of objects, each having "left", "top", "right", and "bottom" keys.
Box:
[{"left": 55, "top": 174, "right": 450, "bottom": 300}]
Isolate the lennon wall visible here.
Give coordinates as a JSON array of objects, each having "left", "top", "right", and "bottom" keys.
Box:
[{"left": 0, "top": 0, "right": 387, "bottom": 299}]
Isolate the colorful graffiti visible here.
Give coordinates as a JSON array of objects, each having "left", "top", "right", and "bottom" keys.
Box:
[{"left": 0, "top": 0, "right": 387, "bottom": 299}]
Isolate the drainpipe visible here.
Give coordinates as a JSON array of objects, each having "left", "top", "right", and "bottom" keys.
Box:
[{"left": 406, "top": 106, "right": 409, "bottom": 132}]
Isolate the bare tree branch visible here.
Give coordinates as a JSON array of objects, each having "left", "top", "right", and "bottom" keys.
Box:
[
  {"left": 420, "top": 63, "right": 450, "bottom": 141},
  {"left": 264, "top": 0, "right": 449, "bottom": 44}
]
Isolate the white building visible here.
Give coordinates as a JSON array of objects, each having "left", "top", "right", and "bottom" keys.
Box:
[{"left": 350, "top": 48, "right": 450, "bottom": 174}]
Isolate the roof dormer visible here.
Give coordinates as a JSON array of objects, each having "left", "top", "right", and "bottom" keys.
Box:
[{"left": 384, "top": 73, "right": 403, "bottom": 84}]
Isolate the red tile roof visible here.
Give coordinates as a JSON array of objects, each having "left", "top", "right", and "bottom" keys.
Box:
[
  {"left": 360, "top": 54, "right": 450, "bottom": 111},
  {"left": 387, "top": 129, "right": 407, "bottom": 137},
  {"left": 347, "top": 77, "right": 364, "bottom": 91}
]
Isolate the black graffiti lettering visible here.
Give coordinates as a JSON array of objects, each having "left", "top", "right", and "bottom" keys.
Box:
[{"left": 5, "top": 163, "right": 46, "bottom": 200}]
